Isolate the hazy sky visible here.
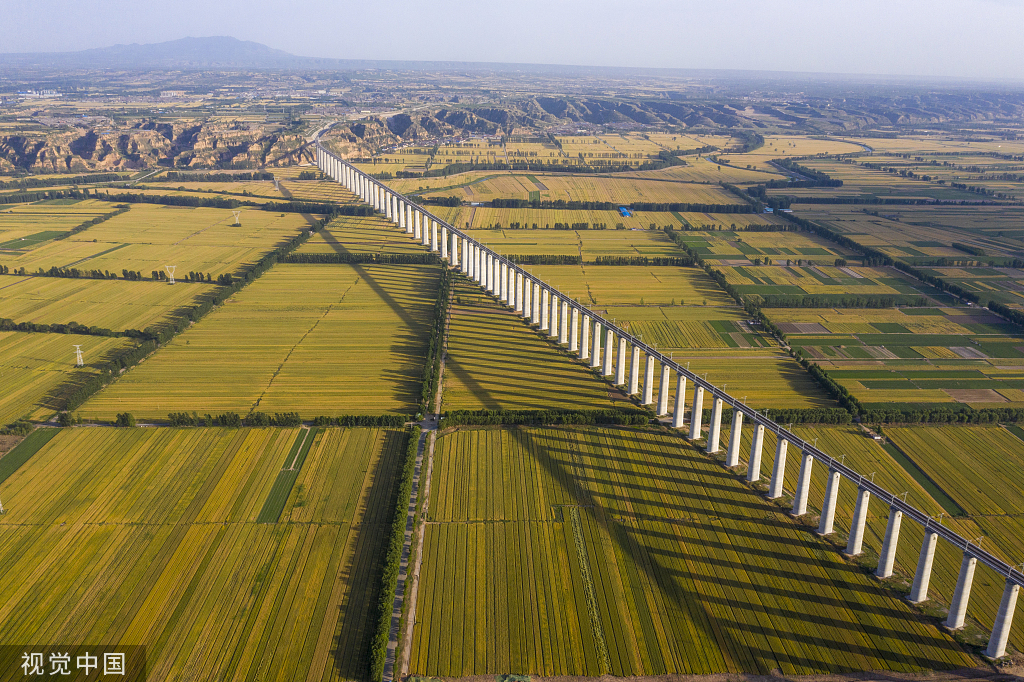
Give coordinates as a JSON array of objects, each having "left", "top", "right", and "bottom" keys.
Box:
[{"left": 3, "top": 0, "right": 1023, "bottom": 80}]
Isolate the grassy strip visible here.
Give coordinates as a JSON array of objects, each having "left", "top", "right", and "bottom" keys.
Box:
[
  {"left": 255, "top": 471, "right": 300, "bottom": 523},
  {"left": 0, "top": 428, "right": 60, "bottom": 484},
  {"left": 880, "top": 441, "right": 966, "bottom": 517},
  {"left": 1005, "top": 423, "right": 1024, "bottom": 444},
  {"left": 255, "top": 428, "right": 318, "bottom": 523},
  {"left": 370, "top": 425, "right": 420, "bottom": 680}
]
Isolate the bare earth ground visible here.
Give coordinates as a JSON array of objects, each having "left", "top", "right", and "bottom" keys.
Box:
[
  {"left": 0, "top": 435, "right": 22, "bottom": 456},
  {"left": 405, "top": 661, "right": 1024, "bottom": 682}
]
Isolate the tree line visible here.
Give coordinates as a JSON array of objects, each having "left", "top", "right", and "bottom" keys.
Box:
[
  {"left": 163, "top": 171, "right": 274, "bottom": 182},
  {"left": 284, "top": 253, "right": 438, "bottom": 265},
  {"left": 370, "top": 426, "right": 419, "bottom": 679},
  {"left": 439, "top": 408, "right": 652, "bottom": 427}
]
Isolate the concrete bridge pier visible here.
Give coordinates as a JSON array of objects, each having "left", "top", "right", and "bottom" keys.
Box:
[
  {"left": 590, "top": 321, "right": 602, "bottom": 369},
  {"left": 560, "top": 300, "right": 569, "bottom": 345},
  {"left": 657, "top": 362, "right": 671, "bottom": 416},
  {"left": 580, "top": 314, "right": 590, "bottom": 360},
  {"left": 550, "top": 295, "right": 560, "bottom": 339},
  {"left": 908, "top": 530, "right": 939, "bottom": 603},
  {"left": 817, "top": 469, "right": 841, "bottom": 534},
  {"left": 725, "top": 409, "right": 743, "bottom": 467},
  {"left": 707, "top": 397, "right": 723, "bottom": 452},
  {"left": 628, "top": 345, "right": 641, "bottom": 395},
  {"left": 986, "top": 580, "right": 1020, "bottom": 659},
  {"left": 540, "top": 289, "right": 550, "bottom": 331},
  {"left": 399, "top": 200, "right": 406, "bottom": 231},
  {"left": 520, "top": 276, "right": 530, "bottom": 319},
  {"left": 603, "top": 329, "right": 615, "bottom": 376},
  {"left": 615, "top": 337, "right": 627, "bottom": 386},
  {"left": 672, "top": 374, "right": 687, "bottom": 428},
  {"left": 792, "top": 451, "right": 814, "bottom": 516},
  {"left": 946, "top": 554, "right": 978, "bottom": 630},
  {"left": 689, "top": 385, "right": 704, "bottom": 440},
  {"left": 768, "top": 437, "right": 788, "bottom": 499},
  {"left": 875, "top": 507, "right": 902, "bottom": 578},
  {"left": 747, "top": 424, "right": 765, "bottom": 482},
  {"left": 440, "top": 224, "right": 447, "bottom": 258},
  {"left": 532, "top": 283, "right": 542, "bottom": 324},
  {"left": 642, "top": 355, "right": 655, "bottom": 406},
  {"left": 569, "top": 308, "right": 580, "bottom": 353},
  {"left": 846, "top": 487, "right": 871, "bottom": 556}
]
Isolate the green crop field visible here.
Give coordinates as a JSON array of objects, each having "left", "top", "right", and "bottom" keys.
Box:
[
  {"left": 77, "top": 263, "right": 438, "bottom": 421},
  {"left": 0, "top": 331, "right": 135, "bottom": 425},
  {"left": 409, "top": 426, "right": 974, "bottom": 675},
  {"left": 0, "top": 425, "right": 405, "bottom": 681},
  {"left": 0, "top": 273, "right": 217, "bottom": 331},
  {"left": 442, "top": 277, "right": 617, "bottom": 411}
]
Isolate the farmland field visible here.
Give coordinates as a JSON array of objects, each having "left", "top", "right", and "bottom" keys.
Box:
[
  {"left": 793, "top": 205, "right": 1023, "bottom": 262},
  {"left": 749, "top": 425, "right": 1024, "bottom": 650},
  {"left": 77, "top": 263, "right": 438, "bottom": 421},
  {"left": 720, "top": 264, "right": 939, "bottom": 304},
  {"left": 773, "top": 307, "right": 1024, "bottom": 408},
  {"left": 528, "top": 264, "right": 734, "bottom": 307},
  {"left": 409, "top": 426, "right": 974, "bottom": 675},
  {"left": 0, "top": 425, "right": 406, "bottom": 681},
  {"left": 293, "top": 213, "right": 430, "bottom": 256},
  {"left": 426, "top": 227, "right": 681, "bottom": 260},
  {"left": 420, "top": 174, "right": 741, "bottom": 205},
  {"left": 886, "top": 426, "right": 1024, "bottom": 563},
  {"left": 0, "top": 331, "right": 135, "bottom": 425},
  {"left": 0, "top": 200, "right": 118, "bottom": 252},
  {"left": 442, "top": 277, "right": 617, "bottom": 411},
  {"left": 5, "top": 204, "right": 317, "bottom": 278},
  {"left": 0, "top": 273, "right": 217, "bottom": 331}
]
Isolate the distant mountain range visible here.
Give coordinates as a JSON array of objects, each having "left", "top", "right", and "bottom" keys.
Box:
[
  {"left": 1, "top": 36, "right": 1019, "bottom": 87},
  {"left": 0, "top": 36, "right": 707, "bottom": 74},
  {"left": 0, "top": 37, "right": 343, "bottom": 70}
]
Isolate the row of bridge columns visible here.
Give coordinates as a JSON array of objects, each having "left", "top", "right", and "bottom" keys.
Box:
[{"left": 315, "top": 147, "right": 1021, "bottom": 660}]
